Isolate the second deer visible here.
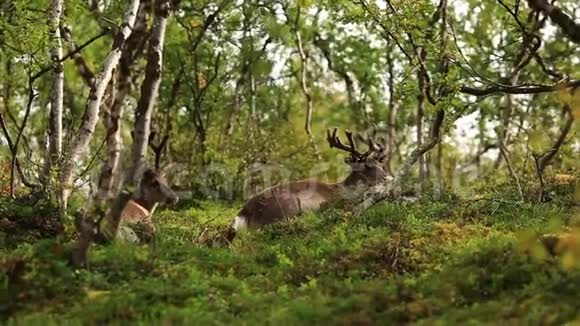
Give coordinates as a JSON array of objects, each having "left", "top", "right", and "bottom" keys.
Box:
[
  {"left": 121, "top": 169, "right": 179, "bottom": 231},
  {"left": 231, "top": 128, "right": 389, "bottom": 231}
]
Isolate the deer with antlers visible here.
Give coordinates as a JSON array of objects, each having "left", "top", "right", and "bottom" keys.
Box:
[{"left": 230, "top": 128, "right": 389, "bottom": 231}]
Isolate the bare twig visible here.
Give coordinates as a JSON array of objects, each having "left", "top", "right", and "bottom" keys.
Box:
[
  {"left": 499, "top": 145, "right": 524, "bottom": 201},
  {"left": 533, "top": 104, "right": 574, "bottom": 175},
  {"left": 357, "top": 0, "right": 414, "bottom": 62},
  {"left": 10, "top": 79, "right": 38, "bottom": 198},
  {"left": 61, "top": 24, "right": 95, "bottom": 85},
  {"left": 31, "top": 28, "right": 111, "bottom": 81}
]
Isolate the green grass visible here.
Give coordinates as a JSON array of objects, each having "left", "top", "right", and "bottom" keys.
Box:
[{"left": 2, "top": 198, "right": 580, "bottom": 325}]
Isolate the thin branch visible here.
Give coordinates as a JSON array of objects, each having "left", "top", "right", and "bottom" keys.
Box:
[
  {"left": 532, "top": 153, "right": 547, "bottom": 202},
  {"left": 499, "top": 145, "right": 524, "bottom": 201},
  {"left": 534, "top": 104, "right": 574, "bottom": 175},
  {"left": 9, "top": 79, "right": 38, "bottom": 198},
  {"left": 31, "top": 28, "right": 111, "bottom": 81},
  {"left": 61, "top": 24, "right": 95, "bottom": 85},
  {"left": 188, "top": 0, "right": 232, "bottom": 53},
  {"left": 357, "top": 0, "right": 414, "bottom": 62},
  {"left": 0, "top": 110, "right": 37, "bottom": 189},
  {"left": 460, "top": 79, "right": 580, "bottom": 96}
]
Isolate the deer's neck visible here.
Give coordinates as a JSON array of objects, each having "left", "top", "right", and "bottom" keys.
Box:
[
  {"left": 340, "top": 174, "right": 368, "bottom": 188},
  {"left": 132, "top": 196, "right": 156, "bottom": 212},
  {"left": 340, "top": 170, "right": 385, "bottom": 188}
]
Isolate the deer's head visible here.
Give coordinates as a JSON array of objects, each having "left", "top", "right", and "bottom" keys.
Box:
[
  {"left": 327, "top": 128, "right": 389, "bottom": 187},
  {"left": 138, "top": 168, "right": 179, "bottom": 209}
]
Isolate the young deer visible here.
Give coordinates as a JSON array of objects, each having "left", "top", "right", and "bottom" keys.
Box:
[
  {"left": 117, "top": 132, "right": 177, "bottom": 235},
  {"left": 121, "top": 168, "right": 179, "bottom": 235},
  {"left": 231, "top": 128, "right": 389, "bottom": 231}
]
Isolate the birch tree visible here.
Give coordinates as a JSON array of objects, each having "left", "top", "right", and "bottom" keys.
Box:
[
  {"left": 44, "top": 0, "right": 64, "bottom": 184},
  {"left": 95, "top": 1, "right": 151, "bottom": 205},
  {"left": 58, "top": 0, "right": 141, "bottom": 209},
  {"left": 100, "top": 0, "right": 172, "bottom": 241}
]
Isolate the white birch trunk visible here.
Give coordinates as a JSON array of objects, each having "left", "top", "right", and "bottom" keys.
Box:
[
  {"left": 99, "top": 0, "right": 172, "bottom": 241},
  {"left": 59, "top": 0, "right": 141, "bottom": 209},
  {"left": 45, "top": 0, "right": 64, "bottom": 181},
  {"left": 128, "top": 0, "right": 170, "bottom": 186},
  {"left": 95, "top": 1, "right": 151, "bottom": 205},
  {"left": 95, "top": 80, "right": 125, "bottom": 205}
]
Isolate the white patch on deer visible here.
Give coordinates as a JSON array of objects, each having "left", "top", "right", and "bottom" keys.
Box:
[{"left": 232, "top": 215, "right": 248, "bottom": 231}]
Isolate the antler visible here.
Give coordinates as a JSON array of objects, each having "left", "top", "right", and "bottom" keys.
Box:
[
  {"left": 148, "top": 131, "right": 170, "bottom": 170},
  {"left": 353, "top": 126, "right": 386, "bottom": 158},
  {"left": 326, "top": 128, "right": 364, "bottom": 158},
  {"left": 328, "top": 127, "right": 387, "bottom": 159},
  {"left": 360, "top": 135, "right": 384, "bottom": 157}
]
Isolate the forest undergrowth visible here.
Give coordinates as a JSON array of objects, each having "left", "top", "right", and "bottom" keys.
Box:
[{"left": 1, "top": 183, "right": 580, "bottom": 325}]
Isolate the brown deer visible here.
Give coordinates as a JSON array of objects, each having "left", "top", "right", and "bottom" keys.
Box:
[
  {"left": 73, "top": 169, "right": 179, "bottom": 265},
  {"left": 230, "top": 128, "right": 389, "bottom": 231},
  {"left": 117, "top": 132, "right": 177, "bottom": 234},
  {"left": 120, "top": 168, "right": 179, "bottom": 237}
]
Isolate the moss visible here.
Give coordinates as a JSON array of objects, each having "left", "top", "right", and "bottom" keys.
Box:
[{"left": 2, "top": 199, "right": 580, "bottom": 324}]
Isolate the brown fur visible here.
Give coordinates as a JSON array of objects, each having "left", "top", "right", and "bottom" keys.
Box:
[
  {"left": 122, "top": 169, "right": 178, "bottom": 233},
  {"left": 234, "top": 155, "right": 388, "bottom": 230},
  {"left": 239, "top": 180, "right": 339, "bottom": 228}
]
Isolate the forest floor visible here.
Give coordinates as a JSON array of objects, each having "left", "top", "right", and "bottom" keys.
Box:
[{"left": 2, "top": 194, "right": 580, "bottom": 324}]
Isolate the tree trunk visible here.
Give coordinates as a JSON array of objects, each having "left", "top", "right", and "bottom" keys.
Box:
[
  {"left": 416, "top": 83, "right": 426, "bottom": 194},
  {"left": 384, "top": 49, "right": 396, "bottom": 176},
  {"left": 433, "top": 142, "right": 443, "bottom": 197},
  {"left": 59, "top": 0, "right": 141, "bottom": 210},
  {"left": 128, "top": 0, "right": 170, "bottom": 186},
  {"left": 95, "top": 1, "right": 151, "bottom": 205},
  {"left": 100, "top": 0, "right": 172, "bottom": 241},
  {"left": 43, "top": 0, "right": 65, "bottom": 186},
  {"left": 94, "top": 80, "right": 122, "bottom": 205}
]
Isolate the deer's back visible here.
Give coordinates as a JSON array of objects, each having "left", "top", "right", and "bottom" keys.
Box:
[{"left": 236, "top": 180, "right": 338, "bottom": 229}]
